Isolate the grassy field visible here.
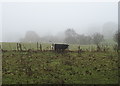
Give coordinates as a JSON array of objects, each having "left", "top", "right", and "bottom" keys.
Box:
[
  {"left": 1, "top": 42, "right": 92, "bottom": 50},
  {"left": 1, "top": 42, "right": 115, "bottom": 51},
  {"left": 1, "top": 42, "right": 119, "bottom": 84}
]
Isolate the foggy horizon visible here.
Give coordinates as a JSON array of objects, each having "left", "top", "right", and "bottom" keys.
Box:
[{"left": 1, "top": 2, "right": 118, "bottom": 42}]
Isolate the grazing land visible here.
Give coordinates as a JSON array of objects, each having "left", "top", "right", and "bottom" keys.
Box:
[{"left": 1, "top": 42, "right": 119, "bottom": 84}]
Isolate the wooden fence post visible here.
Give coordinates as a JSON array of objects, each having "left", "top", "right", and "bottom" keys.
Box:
[
  {"left": 78, "top": 45, "right": 80, "bottom": 53},
  {"left": 0, "top": 45, "right": 1, "bottom": 50},
  {"left": 37, "top": 42, "right": 39, "bottom": 50},
  {"left": 19, "top": 43, "right": 22, "bottom": 51},
  {"left": 40, "top": 44, "right": 42, "bottom": 51}
]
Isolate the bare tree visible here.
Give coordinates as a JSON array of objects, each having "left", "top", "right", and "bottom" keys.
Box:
[
  {"left": 113, "top": 31, "right": 120, "bottom": 44},
  {"left": 92, "top": 33, "right": 104, "bottom": 48},
  {"left": 20, "top": 31, "right": 41, "bottom": 42},
  {"left": 64, "top": 28, "right": 93, "bottom": 45},
  {"left": 64, "top": 29, "right": 78, "bottom": 44},
  {"left": 92, "top": 33, "right": 104, "bottom": 51},
  {"left": 113, "top": 30, "right": 120, "bottom": 51}
]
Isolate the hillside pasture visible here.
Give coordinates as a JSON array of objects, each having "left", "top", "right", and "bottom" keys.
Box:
[{"left": 1, "top": 42, "right": 119, "bottom": 84}]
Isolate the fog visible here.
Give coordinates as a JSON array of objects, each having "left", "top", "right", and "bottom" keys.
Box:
[{"left": 1, "top": 2, "right": 118, "bottom": 42}]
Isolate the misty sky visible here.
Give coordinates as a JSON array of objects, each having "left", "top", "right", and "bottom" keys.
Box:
[{"left": 1, "top": 2, "right": 118, "bottom": 42}]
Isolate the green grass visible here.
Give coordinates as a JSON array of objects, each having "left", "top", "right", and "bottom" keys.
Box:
[
  {"left": 2, "top": 42, "right": 51, "bottom": 50},
  {"left": 1, "top": 42, "right": 118, "bottom": 84},
  {"left": 2, "top": 50, "right": 118, "bottom": 84},
  {"left": 1, "top": 42, "right": 115, "bottom": 51}
]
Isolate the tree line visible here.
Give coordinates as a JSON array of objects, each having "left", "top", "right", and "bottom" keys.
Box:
[
  {"left": 64, "top": 29, "right": 104, "bottom": 45},
  {"left": 20, "top": 28, "right": 119, "bottom": 47}
]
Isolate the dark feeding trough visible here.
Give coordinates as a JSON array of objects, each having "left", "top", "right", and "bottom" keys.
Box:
[{"left": 52, "top": 43, "right": 69, "bottom": 52}]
